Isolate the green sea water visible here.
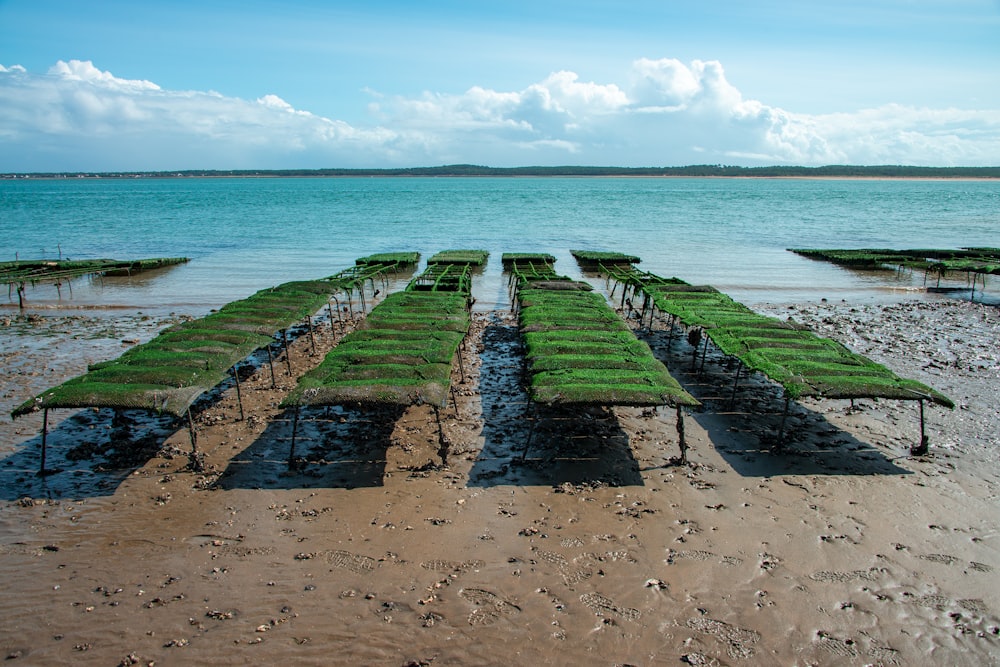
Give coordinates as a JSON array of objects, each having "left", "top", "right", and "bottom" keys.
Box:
[{"left": 2, "top": 176, "right": 998, "bottom": 312}]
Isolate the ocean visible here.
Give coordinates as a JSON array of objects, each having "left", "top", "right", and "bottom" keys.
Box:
[{"left": 2, "top": 176, "right": 998, "bottom": 313}]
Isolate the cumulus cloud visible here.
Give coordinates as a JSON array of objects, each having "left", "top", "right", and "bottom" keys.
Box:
[
  {"left": 0, "top": 60, "right": 413, "bottom": 170},
  {"left": 631, "top": 58, "right": 734, "bottom": 111},
  {"left": 48, "top": 59, "right": 160, "bottom": 91},
  {"left": 374, "top": 58, "right": 999, "bottom": 167},
  {"left": 0, "top": 58, "right": 997, "bottom": 171}
]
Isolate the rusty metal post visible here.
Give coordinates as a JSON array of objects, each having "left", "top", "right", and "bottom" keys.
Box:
[
  {"left": 911, "top": 399, "right": 929, "bottom": 456},
  {"left": 39, "top": 408, "right": 49, "bottom": 475},
  {"left": 729, "top": 362, "right": 743, "bottom": 408},
  {"left": 306, "top": 316, "right": 316, "bottom": 355},
  {"left": 281, "top": 329, "right": 292, "bottom": 376},
  {"left": 266, "top": 344, "right": 276, "bottom": 389},
  {"left": 232, "top": 364, "right": 245, "bottom": 421},
  {"left": 676, "top": 404, "right": 687, "bottom": 465}
]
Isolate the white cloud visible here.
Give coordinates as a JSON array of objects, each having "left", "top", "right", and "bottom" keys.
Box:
[
  {"left": 49, "top": 59, "right": 161, "bottom": 91},
  {"left": 525, "top": 71, "right": 629, "bottom": 115},
  {"left": 805, "top": 104, "right": 1000, "bottom": 165},
  {"left": 0, "top": 58, "right": 997, "bottom": 171},
  {"left": 631, "top": 58, "right": 701, "bottom": 109},
  {"left": 0, "top": 60, "right": 407, "bottom": 170},
  {"left": 257, "top": 94, "right": 294, "bottom": 111}
]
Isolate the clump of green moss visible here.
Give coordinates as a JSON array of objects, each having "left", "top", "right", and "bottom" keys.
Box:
[
  {"left": 636, "top": 276, "right": 953, "bottom": 408},
  {"left": 284, "top": 250, "right": 487, "bottom": 409},
  {"left": 511, "top": 263, "right": 697, "bottom": 408},
  {"left": 427, "top": 249, "right": 489, "bottom": 266},
  {"left": 570, "top": 250, "right": 641, "bottom": 268},
  {"left": 355, "top": 252, "right": 421, "bottom": 267},
  {"left": 12, "top": 256, "right": 418, "bottom": 418}
]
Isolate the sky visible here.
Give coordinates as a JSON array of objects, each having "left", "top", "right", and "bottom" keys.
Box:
[{"left": 1, "top": 0, "right": 998, "bottom": 171}]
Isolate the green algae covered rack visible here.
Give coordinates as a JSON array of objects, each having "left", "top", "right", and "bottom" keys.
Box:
[{"left": 11, "top": 257, "right": 417, "bottom": 473}]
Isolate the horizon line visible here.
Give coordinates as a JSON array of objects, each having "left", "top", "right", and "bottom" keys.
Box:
[{"left": 3, "top": 164, "right": 1000, "bottom": 178}]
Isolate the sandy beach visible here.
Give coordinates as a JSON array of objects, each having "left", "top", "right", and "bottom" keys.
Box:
[{"left": 1, "top": 295, "right": 998, "bottom": 665}]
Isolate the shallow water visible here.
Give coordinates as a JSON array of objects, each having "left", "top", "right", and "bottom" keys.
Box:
[{"left": 3, "top": 176, "right": 998, "bottom": 313}]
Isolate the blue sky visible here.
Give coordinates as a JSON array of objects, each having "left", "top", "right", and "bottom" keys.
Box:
[{"left": 1, "top": 0, "right": 998, "bottom": 171}]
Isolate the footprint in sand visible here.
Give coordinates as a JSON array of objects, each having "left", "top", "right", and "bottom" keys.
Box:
[
  {"left": 532, "top": 548, "right": 569, "bottom": 568},
  {"left": 467, "top": 607, "right": 502, "bottom": 626},
  {"left": 580, "top": 592, "right": 641, "bottom": 622},
  {"left": 906, "top": 593, "right": 951, "bottom": 610},
  {"left": 667, "top": 549, "right": 743, "bottom": 567},
  {"left": 815, "top": 630, "right": 859, "bottom": 659},
  {"left": 218, "top": 544, "right": 276, "bottom": 559},
  {"left": 459, "top": 587, "right": 521, "bottom": 626},
  {"left": 866, "top": 643, "right": 901, "bottom": 665},
  {"left": 808, "top": 568, "right": 881, "bottom": 583},
  {"left": 667, "top": 549, "right": 715, "bottom": 563},
  {"left": 685, "top": 617, "right": 760, "bottom": 659},
  {"left": 421, "top": 559, "right": 485, "bottom": 574},
  {"left": 857, "top": 631, "right": 902, "bottom": 665},
  {"left": 323, "top": 549, "right": 377, "bottom": 574},
  {"left": 532, "top": 548, "right": 593, "bottom": 587},
  {"left": 918, "top": 553, "right": 960, "bottom": 565},
  {"left": 958, "top": 598, "right": 990, "bottom": 615},
  {"left": 560, "top": 568, "right": 593, "bottom": 586}
]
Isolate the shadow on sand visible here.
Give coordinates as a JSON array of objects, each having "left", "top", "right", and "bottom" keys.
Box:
[
  {"left": 0, "top": 319, "right": 334, "bottom": 500},
  {"left": 637, "top": 326, "right": 913, "bottom": 478},
  {"left": 213, "top": 404, "right": 406, "bottom": 490},
  {"left": 468, "top": 322, "right": 644, "bottom": 489},
  {"left": 0, "top": 407, "right": 180, "bottom": 501}
]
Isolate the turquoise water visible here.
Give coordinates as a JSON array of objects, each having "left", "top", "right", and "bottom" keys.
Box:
[{"left": 2, "top": 176, "right": 998, "bottom": 312}]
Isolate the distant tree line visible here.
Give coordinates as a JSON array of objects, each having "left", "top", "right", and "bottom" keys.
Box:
[{"left": 4, "top": 164, "right": 1000, "bottom": 179}]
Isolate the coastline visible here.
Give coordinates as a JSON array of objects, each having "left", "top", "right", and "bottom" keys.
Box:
[
  {"left": 5, "top": 174, "right": 999, "bottom": 182},
  {"left": 1, "top": 296, "right": 997, "bottom": 664},
  {"left": 4, "top": 164, "right": 999, "bottom": 180}
]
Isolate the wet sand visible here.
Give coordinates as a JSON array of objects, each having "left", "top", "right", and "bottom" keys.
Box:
[{"left": 1, "top": 297, "right": 998, "bottom": 665}]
